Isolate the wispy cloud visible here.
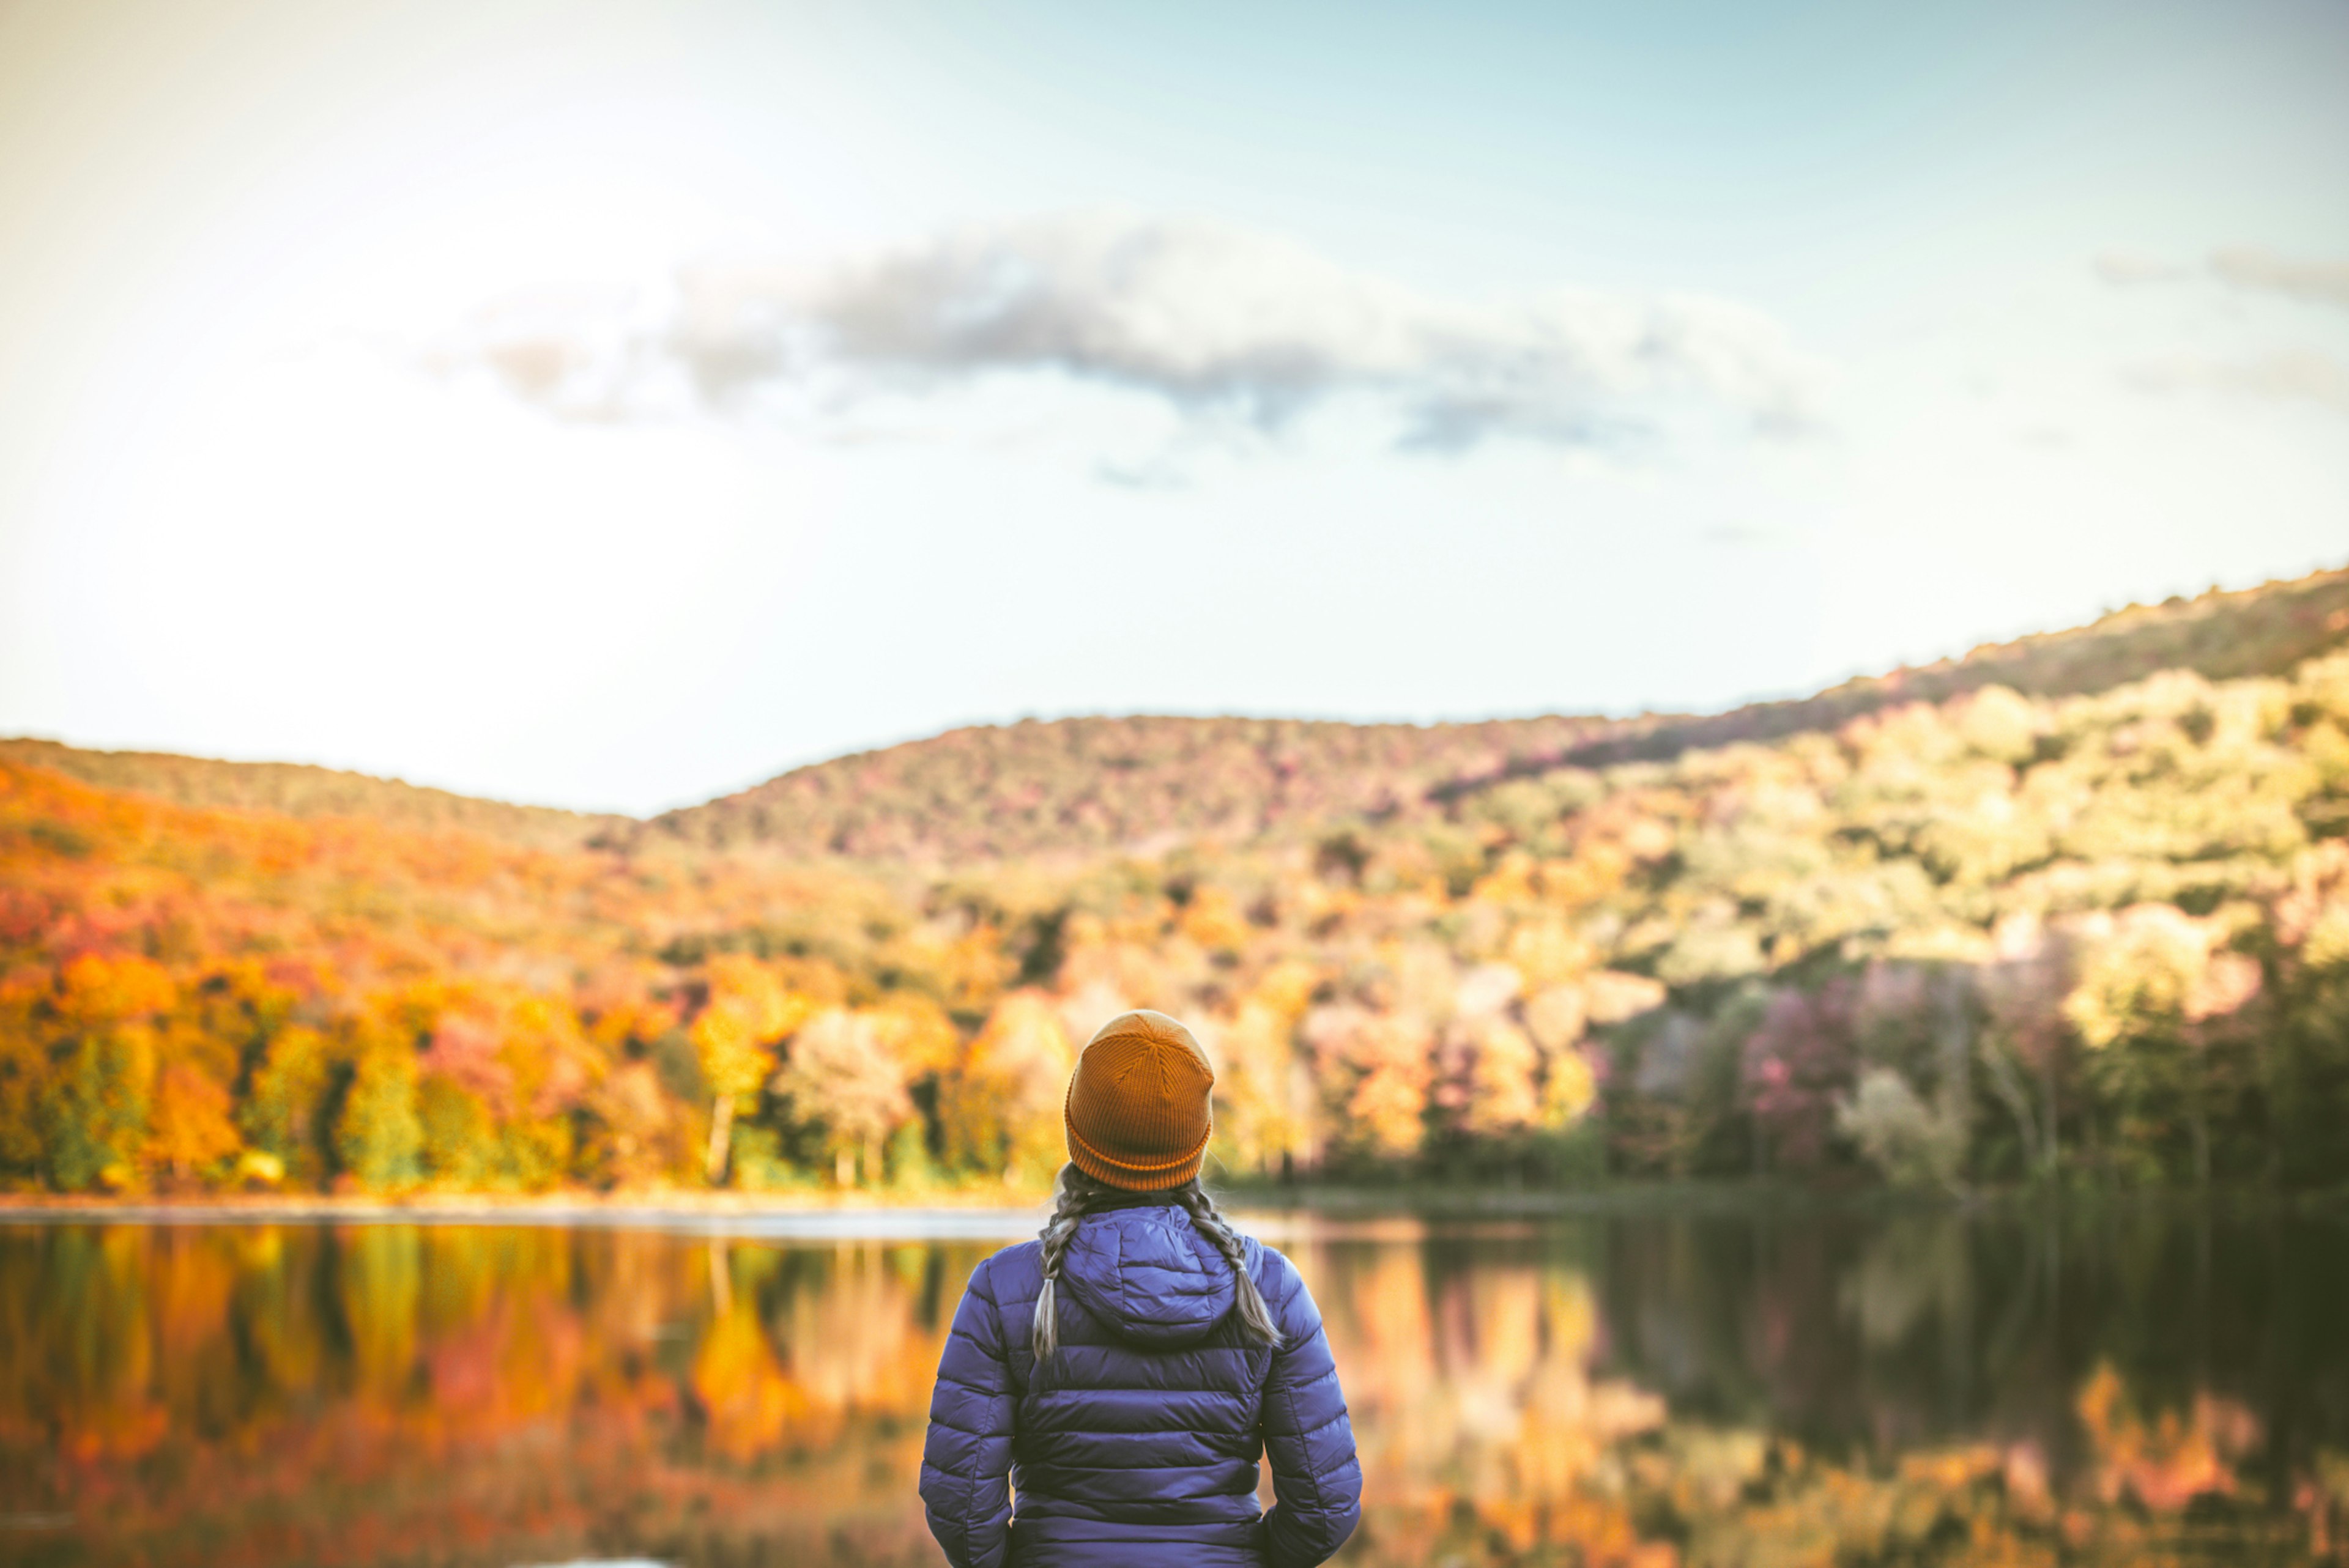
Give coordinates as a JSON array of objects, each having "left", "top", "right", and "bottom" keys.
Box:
[
  {"left": 2125, "top": 350, "right": 2349, "bottom": 412},
  {"left": 442, "top": 212, "right": 1827, "bottom": 453},
  {"left": 2094, "top": 245, "right": 2349, "bottom": 416},
  {"left": 2208, "top": 247, "right": 2349, "bottom": 309},
  {"left": 2092, "top": 251, "right": 2194, "bottom": 287},
  {"left": 2095, "top": 245, "right": 2349, "bottom": 308}
]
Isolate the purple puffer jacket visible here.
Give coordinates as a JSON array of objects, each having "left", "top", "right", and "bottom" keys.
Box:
[{"left": 919, "top": 1200, "right": 1362, "bottom": 1567}]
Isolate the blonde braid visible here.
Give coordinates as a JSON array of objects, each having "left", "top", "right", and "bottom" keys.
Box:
[
  {"left": 1178, "top": 1183, "right": 1283, "bottom": 1348},
  {"left": 1031, "top": 1164, "right": 1105, "bottom": 1361}
]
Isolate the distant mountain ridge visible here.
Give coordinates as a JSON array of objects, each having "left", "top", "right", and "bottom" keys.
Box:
[
  {"left": 10, "top": 564, "right": 2347, "bottom": 862},
  {"left": 637, "top": 712, "right": 1609, "bottom": 861},
  {"left": 646, "top": 564, "right": 2349, "bottom": 859}
]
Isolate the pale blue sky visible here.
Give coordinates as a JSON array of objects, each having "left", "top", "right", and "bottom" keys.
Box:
[{"left": 1, "top": 0, "right": 2344, "bottom": 813}]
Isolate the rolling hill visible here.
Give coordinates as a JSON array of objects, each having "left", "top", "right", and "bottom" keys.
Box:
[
  {"left": 8, "top": 566, "right": 2347, "bottom": 865},
  {"left": 0, "top": 738, "right": 623, "bottom": 852},
  {"left": 647, "top": 564, "right": 2349, "bottom": 859}
]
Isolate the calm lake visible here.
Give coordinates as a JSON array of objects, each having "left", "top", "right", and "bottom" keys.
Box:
[{"left": 4, "top": 1203, "right": 2347, "bottom": 1567}]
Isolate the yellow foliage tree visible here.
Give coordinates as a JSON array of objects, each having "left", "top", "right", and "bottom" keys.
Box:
[
  {"left": 940, "top": 991, "right": 1073, "bottom": 1186},
  {"left": 1214, "top": 961, "right": 1323, "bottom": 1176},
  {"left": 690, "top": 955, "right": 812, "bottom": 1185},
  {"left": 148, "top": 1064, "right": 240, "bottom": 1184}
]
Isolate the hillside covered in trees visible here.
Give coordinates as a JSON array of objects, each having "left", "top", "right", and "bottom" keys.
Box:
[
  {"left": 4, "top": 568, "right": 2348, "bottom": 1198},
  {"left": 644, "top": 566, "right": 2349, "bottom": 860}
]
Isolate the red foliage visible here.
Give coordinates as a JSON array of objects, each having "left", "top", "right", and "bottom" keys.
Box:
[{"left": 1741, "top": 979, "right": 1858, "bottom": 1172}]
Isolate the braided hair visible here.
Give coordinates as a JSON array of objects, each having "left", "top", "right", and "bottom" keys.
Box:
[
  {"left": 1030, "top": 1165, "right": 1096, "bottom": 1363},
  {"left": 1176, "top": 1180, "right": 1284, "bottom": 1349},
  {"left": 1031, "top": 1163, "right": 1285, "bottom": 1362}
]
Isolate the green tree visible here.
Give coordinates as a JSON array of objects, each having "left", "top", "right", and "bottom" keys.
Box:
[
  {"left": 240, "top": 1026, "right": 333, "bottom": 1184},
  {"left": 0, "top": 1027, "right": 50, "bottom": 1186},
  {"left": 43, "top": 1025, "right": 155, "bottom": 1191},
  {"left": 417, "top": 1076, "right": 495, "bottom": 1187},
  {"left": 335, "top": 1046, "right": 423, "bottom": 1191},
  {"left": 2065, "top": 904, "right": 2260, "bottom": 1185}
]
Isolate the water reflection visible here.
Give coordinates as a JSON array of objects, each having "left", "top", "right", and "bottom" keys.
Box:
[{"left": 3, "top": 1207, "right": 2345, "bottom": 1566}]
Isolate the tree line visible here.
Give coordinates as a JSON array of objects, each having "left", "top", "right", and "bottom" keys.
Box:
[{"left": 3, "top": 646, "right": 2347, "bottom": 1196}]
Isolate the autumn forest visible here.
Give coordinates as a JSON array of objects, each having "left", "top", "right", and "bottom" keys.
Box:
[{"left": 6, "top": 568, "right": 2349, "bottom": 1202}]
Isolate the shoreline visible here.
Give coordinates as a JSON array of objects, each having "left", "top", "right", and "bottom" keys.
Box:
[
  {"left": 0, "top": 1188, "right": 1050, "bottom": 1218},
  {"left": 4, "top": 1180, "right": 2342, "bottom": 1228}
]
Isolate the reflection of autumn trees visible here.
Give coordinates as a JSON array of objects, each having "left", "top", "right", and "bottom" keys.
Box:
[
  {"left": 5, "top": 1221, "right": 2340, "bottom": 1566},
  {"left": 2076, "top": 1361, "right": 2262, "bottom": 1514},
  {"left": 1305, "top": 1215, "right": 2348, "bottom": 1565},
  {"left": 0, "top": 1224, "right": 979, "bottom": 1567},
  {"left": 1302, "top": 1234, "right": 1665, "bottom": 1562}
]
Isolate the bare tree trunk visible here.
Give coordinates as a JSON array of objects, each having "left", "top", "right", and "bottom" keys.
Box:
[
  {"left": 705, "top": 1093, "right": 734, "bottom": 1186},
  {"left": 2040, "top": 1043, "right": 2061, "bottom": 1182},
  {"left": 1981, "top": 1036, "right": 2041, "bottom": 1175},
  {"left": 2189, "top": 1045, "right": 2212, "bottom": 1190},
  {"left": 835, "top": 1145, "right": 854, "bottom": 1188},
  {"left": 2258, "top": 1026, "right": 2282, "bottom": 1188},
  {"left": 1937, "top": 973, "right": 1974, "bottom": 1191}
]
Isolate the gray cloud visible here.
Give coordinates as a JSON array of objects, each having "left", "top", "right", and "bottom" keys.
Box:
[{"left": 452, "top": 212, "right": 1827, "bottom": 452}]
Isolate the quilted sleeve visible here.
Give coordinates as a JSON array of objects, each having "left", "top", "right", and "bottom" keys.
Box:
[
  {"left": 1256, "top": 1249, "right": 1362, "bottom": 1568},
  {"left": 919, "top": 1256, "right": 1017, "bottom": 1568}
]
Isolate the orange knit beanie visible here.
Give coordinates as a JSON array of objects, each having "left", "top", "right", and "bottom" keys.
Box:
[{"left": 1064, "top": 1010, "right": 1215, "bottom": 1191}]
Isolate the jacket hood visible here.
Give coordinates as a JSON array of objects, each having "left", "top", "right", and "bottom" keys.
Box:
[{"left": 1056, "top": 1204, "right": 1237, "bottom": 1350}]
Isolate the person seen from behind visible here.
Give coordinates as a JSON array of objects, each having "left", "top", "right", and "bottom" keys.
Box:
[{"left": 919, "top": 1009, "right": 1362, "bottom": 1567}]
